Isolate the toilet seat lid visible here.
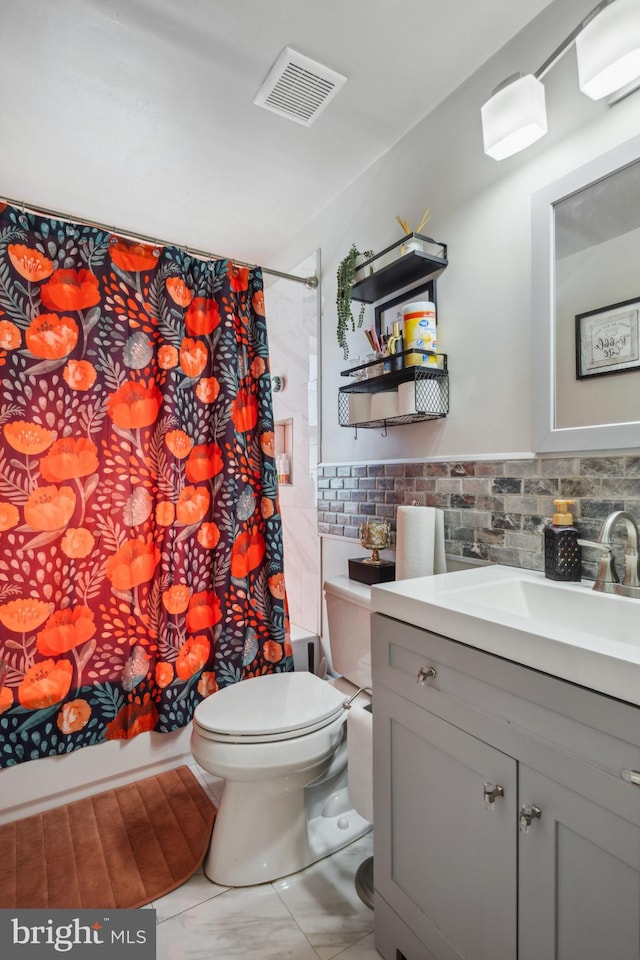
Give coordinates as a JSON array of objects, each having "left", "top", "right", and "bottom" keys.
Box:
[{"left": 194, "top": 671, "right": 347, "bottom": 739}]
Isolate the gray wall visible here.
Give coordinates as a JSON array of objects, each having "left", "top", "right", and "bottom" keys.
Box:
[{"left": 271, "top": 0, "right": 640, "bottom": 465}]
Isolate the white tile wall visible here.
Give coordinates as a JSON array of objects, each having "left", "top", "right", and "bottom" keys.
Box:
[{"left": 266, "top": 253, "right": 320, "bottom": 637}]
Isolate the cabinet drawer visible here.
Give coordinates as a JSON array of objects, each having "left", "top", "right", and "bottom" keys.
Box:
[{"left": 372, "top": 613, "right": 640, "bottom": 825}]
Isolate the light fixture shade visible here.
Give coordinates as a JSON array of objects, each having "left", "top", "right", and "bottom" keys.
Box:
[
  {"left": 576, "top": 0, "right": 640, "bottom": 99},
  {"left": 481, "top": 74, "right": 547, "bottom": 160}
]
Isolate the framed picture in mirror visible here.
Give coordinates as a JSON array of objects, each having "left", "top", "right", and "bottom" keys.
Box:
[{"left": 575, "top": 296, "right": 640, "bottom": 379}]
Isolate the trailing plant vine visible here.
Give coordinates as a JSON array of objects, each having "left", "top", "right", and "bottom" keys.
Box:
[{"left": 336, "top": 244, "right": 373, "bottom": 360}]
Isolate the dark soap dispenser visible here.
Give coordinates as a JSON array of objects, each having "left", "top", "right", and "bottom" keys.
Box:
[{"left": 544, "top": 498, "right": 581, "bottom": 582}]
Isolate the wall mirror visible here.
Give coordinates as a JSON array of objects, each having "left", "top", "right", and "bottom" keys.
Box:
[{"left": 532, "top": 134, "right": 640, "bottom": 452}]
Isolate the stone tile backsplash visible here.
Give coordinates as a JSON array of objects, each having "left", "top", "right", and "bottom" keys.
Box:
[{"left": 317, "top": 454, "right": 640, "bottom": 579}]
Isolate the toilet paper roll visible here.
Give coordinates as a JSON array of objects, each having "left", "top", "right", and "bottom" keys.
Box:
[
  {"left": 398, "top": 378, "right": 447, "bottom": 416},
  {"left": 395, "top": 505, "right": 446, "bottom": 580},
  {"left": 347, "top": 700, "right": 373, "bottom": 823},
  {"left": 370, "top": 390, "right": 398, "bottom": 421},
  {"left": 348, "top": 393, "right": 372, "bottom": 424},
  {"left": 398, "top": 380, "right": 417, "bottom": 416}
]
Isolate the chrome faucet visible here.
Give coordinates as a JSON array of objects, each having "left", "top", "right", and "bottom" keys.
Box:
[{"left": 578, "top": 510, "right": 640, "bottom": 599}]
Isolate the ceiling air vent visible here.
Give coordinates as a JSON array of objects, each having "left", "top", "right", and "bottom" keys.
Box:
[{"left": 253, "top": 47, "right": 347, "bottom": 126}]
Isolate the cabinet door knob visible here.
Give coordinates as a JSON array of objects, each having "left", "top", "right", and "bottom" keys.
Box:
[
  {"left": 416, "top": 665, "right": 437, "bottom": 685},
  {"left": 483, "top": 782, "right": 505, "bottom": 808},
  {"left": 622, "top": 769, "right": 640, "bottom": 787},
  {"left": 519, "top": 803, "right": 542, "bottom": 833}
]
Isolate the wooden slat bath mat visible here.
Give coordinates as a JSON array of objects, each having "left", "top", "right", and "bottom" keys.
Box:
[{"left": 0, "top": 764, "right": 216, "bottom": 909}]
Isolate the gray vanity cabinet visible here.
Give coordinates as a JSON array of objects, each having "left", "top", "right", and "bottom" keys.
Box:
[
  {"left": 371, "top": 613, "right": 640, "bottom": 960},
  {"left": 374, "top": 683, "right": 518, "bottom": 959},
  {"left": 518, "top": 765, "right": 640, "bottom": 959}
]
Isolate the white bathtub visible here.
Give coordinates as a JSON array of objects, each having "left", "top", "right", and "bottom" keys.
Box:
[{"left": 0, "top": 625, "right": 321, "bottom": 824}]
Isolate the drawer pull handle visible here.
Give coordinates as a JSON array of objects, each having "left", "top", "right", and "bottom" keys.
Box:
[
  {"left": 416, "top": 665, "right": 437, "bottom": 685},
  {"left": 519, "top": 803, "right": 541, "bottom": 833},
  {"left": 483, "top": 782, "right": 504, "bottom": 808},
  {"left": 622, "top": 769, "right": 640, "bottom": 787}
]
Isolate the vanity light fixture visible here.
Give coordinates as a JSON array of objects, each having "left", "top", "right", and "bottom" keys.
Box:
[
  {"left": 482, "top": 0, "right": 640, "bottom": 160},
  {"left": 481, "top": 73, "right": 547, "bottom": 160},
  {"left": 577, "top": 0, "right": 640, "bottom": 98}
]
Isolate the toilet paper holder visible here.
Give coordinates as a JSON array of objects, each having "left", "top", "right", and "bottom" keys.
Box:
[{"left": 343, "top": 686, "right": 373, "bottom": 710}]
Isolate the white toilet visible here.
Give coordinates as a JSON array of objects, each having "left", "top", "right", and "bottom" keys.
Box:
[{"left": 190, "top": 575, "right": 372, "bottom": 887}]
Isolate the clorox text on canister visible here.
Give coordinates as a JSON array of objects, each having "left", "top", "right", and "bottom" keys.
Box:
[{"left": 401, "top": 301, "right": 437, "bottom": 367}]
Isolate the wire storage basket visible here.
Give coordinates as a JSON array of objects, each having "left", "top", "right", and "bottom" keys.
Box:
[{"left": 338, "top": 354, "right": 449, "bottom": 429}]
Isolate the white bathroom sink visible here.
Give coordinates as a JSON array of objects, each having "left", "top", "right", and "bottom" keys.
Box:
[
  {"left": 440, "top": 575, "right": 640, "bottom": 646},
  {"left": 371, "top": 564, "right": 640, "bottom": 706}
]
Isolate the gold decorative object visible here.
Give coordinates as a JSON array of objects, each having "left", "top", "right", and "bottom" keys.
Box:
[
  {"left": 396, "top": 207, "right": 431, "bottom": 237},
  {"left": 360, "top": 520, "right": 391, "bottom": 565}
]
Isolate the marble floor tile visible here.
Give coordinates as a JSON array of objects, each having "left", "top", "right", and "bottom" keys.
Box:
[
  {"left": 188, "top": 762, "right": 225, "bottom": 807},
  {"left": 273, "top": 832, "right": 374, "bottom": 960},
  {"left": 332, "top": 933, "right": 381, "bottom": 960},
  {"left": 156, "top": 883, "right": 322, "bottom": 960},
  {"left": 152, "top": 865, "right": 228, "bottom": 923}
]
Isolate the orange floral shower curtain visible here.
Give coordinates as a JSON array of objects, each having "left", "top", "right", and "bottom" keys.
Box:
[{"left": 0, "top": 202, "right": 291, "bottom": 768}]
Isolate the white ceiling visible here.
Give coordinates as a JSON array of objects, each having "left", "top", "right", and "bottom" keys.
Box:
[{"left": 0, "top": 0, "right": 554, "bottom": 265}]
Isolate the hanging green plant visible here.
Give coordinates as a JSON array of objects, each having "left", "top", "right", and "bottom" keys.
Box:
[{"left": 336, "top": 244, "right": 373, "bottom": 360}]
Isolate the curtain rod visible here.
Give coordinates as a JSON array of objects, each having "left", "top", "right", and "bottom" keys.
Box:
[{"left": 0, "top": 195, "right": 319, "bottom": 290}]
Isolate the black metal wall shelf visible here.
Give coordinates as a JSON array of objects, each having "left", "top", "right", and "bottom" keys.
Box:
[
  {"left": 338, "top": 352, "right": 449, "bottom": 430},
  {"left": 340, "top": 351, "right": 448, "bottom": 389},
  {"left": 350, "top": 233, "right": 448, "bottom": 304}
]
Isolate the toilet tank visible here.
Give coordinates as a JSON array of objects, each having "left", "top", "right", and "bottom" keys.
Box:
[{"left": 323, "top": 576, "right": 371, "bottom": 689}]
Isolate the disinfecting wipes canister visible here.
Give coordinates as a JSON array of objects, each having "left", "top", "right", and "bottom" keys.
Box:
[{"left": 401, "top": 301, "right": 437, "bottom": 367}]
